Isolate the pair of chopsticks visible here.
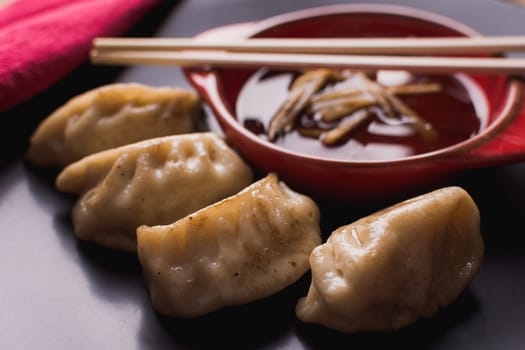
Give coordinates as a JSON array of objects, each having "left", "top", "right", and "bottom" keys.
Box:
[{"left": 90, "top": 35, "right": 525, "bottom": 74}]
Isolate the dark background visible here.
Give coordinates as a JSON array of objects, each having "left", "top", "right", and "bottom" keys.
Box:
[{"left": 2, "top": 0, "right": 525, "bottom": 349}]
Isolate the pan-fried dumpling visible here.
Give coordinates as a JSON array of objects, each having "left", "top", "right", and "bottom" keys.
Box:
[
  {"left": 26, "top": 83, "right": 202, "bottom": 167},
  {"left": 55, "top": 132, "right": 253, "bottom": 252},
  {"left": 296, "top": 186, "right": 484, "bottom": 333},
  {"left": 137, "top": 173, "right": 322, "bottom": 318}
]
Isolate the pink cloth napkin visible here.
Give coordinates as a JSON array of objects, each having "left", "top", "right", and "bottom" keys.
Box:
[{"left": 0, "top": 0, "right": 160, "bottom": 112}]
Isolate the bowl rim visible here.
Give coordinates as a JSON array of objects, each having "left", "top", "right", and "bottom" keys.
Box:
[{"left": 187, "top": 3, "right": 524, "bottom": 167}]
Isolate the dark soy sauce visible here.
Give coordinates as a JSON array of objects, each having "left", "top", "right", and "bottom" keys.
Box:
[{"left": 237, "top": 69, "right": 487, "bottom": 161}]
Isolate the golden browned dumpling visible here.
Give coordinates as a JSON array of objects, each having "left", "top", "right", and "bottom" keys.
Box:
[
  {"left": 137, "top": 173, "right": 322, "bottom": 318},
  {"left": 296, "top": 186, "right": 484, "bottom": 333},
  {"left": 56, "top": 132, "right": 253, "bottom": 252},
  {"left": 26, "top": 83, "right": 201, "bottom": 167}
]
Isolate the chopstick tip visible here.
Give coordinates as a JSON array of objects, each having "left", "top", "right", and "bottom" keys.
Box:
[{"left": 89, "top": 48, "right": 101, "bottom": 63}]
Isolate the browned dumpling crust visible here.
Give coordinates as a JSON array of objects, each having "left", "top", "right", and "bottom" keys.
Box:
[
  {"left": 137, "top": 173, "right": 322, "bottom": 318},
  {"left": 26, "top": 83, "right": 202, "bottom": 167},
  {"left": 56, "top": 132, "right": 253, "bottom": 252},
  {"left": 296, "top": 186, "right": 484, "bottom": 333}
]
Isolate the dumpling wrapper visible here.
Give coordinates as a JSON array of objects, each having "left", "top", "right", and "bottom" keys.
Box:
[
  {"left": 137, "top": 173, "right": 322, "bottom": 318},
  {"left": 26, "top": 83, "right": 201, "bottom": 167},
  {"left": 56, "top": 132, "right": 253, "bottom": 252},
  {"left": 296, "top": 186, "right": 484, "bottom": 333}
]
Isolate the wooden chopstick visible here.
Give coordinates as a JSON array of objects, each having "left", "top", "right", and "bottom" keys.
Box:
[
  {"left": 90, "top": 49, "right": 525, "bottom": 74},
  {"left": 93, "top": 35, "right": 525, "bottom": 55}
]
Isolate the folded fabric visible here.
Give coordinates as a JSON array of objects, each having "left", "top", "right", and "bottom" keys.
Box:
[{"left": 0, "top": 0, "right": 160, "bottom": 112}]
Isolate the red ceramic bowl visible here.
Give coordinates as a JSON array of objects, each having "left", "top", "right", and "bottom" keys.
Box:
[{"left": 184, "top": 4, "right": 525, "bottom": 202}]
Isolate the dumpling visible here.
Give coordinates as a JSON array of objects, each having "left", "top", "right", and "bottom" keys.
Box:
[
  {"left": 55, "top": 132, "right": 253, "bottom": 252},
  {"left": 296, "top": 186, "right": 484, "bottom": 333},
  {"left": 137, "top": 173, "right": 322, "bottom": 318},
  {"left": 26, "top": 83, "right": 202, "bottom": 167}
]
